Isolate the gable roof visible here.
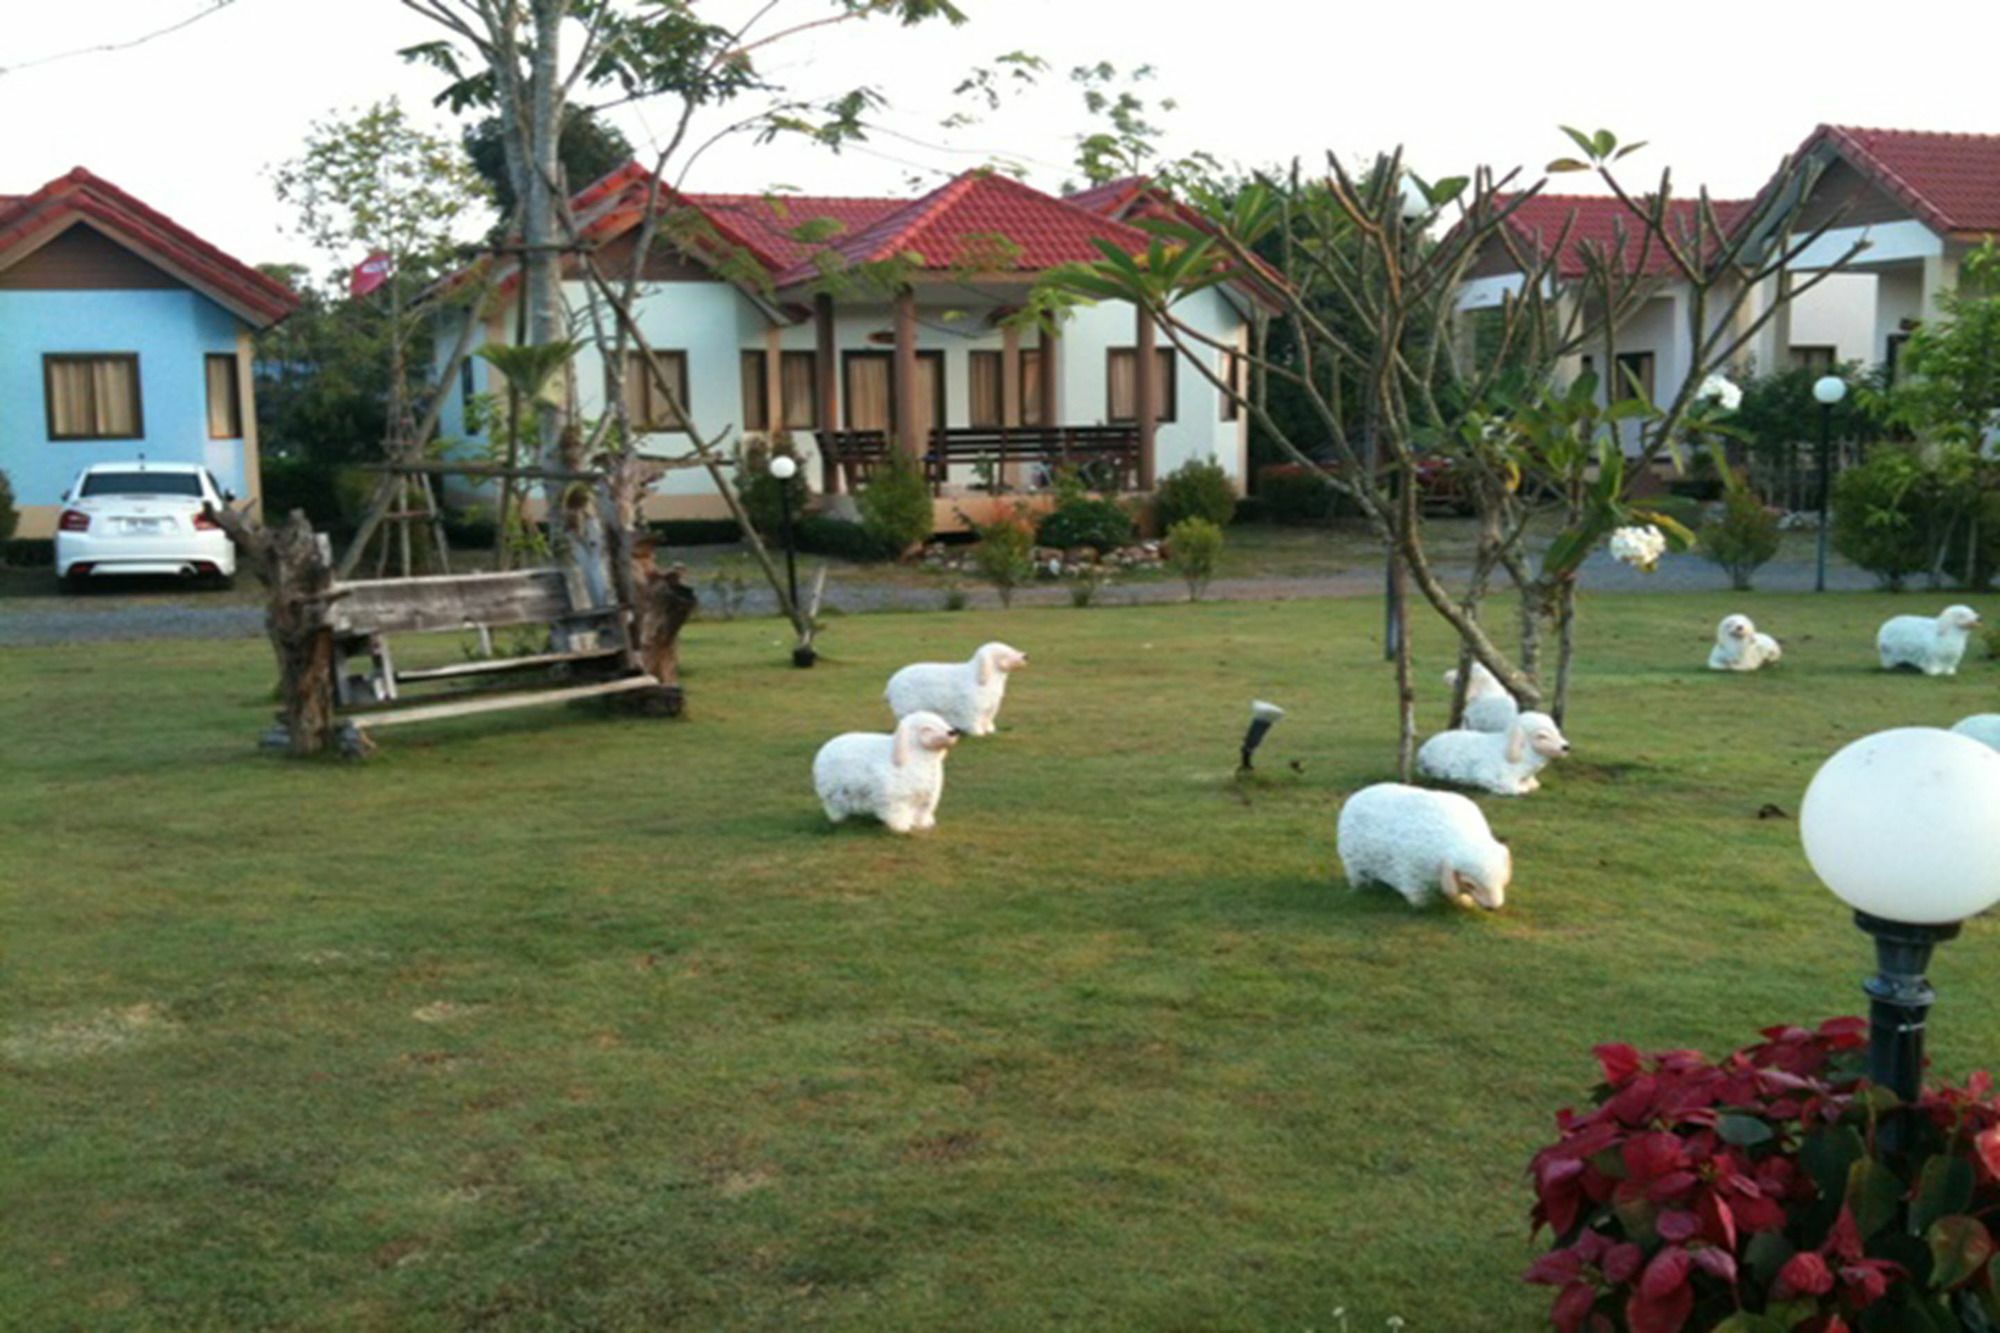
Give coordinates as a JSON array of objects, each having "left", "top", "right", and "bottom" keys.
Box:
[
  {"left": 1490, "top": 193, "right": 1751, "bottom": 280},
  {"left": 1064, "top": 176, "right": 1153, "bottom": 220},
  {"left": 0, "top": 168, "right": 296, "bottom": 327},
  {"left": 1799, "top": 125, "right": 2000, "bottom": 238}
]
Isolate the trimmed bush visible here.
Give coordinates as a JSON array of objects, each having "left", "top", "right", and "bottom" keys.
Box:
[
  {"left": 1036, "top": 496, "right": 1135, "bottom": 551},
  {"left": 1166, "top": 516, "right": 1224, "bottom": 601},
  {"left": 647, "top": 519, "right": 747, "bottom": 546},
  {"left": 794, "top": 515, "right": 893, "bottom": 562},
  {"left": 1256, "top": 463, "right": 1338, "bottom": 524},
  {"left": 857, "top": 454, "right": 934, "bottom": 557},
  {"left": 1697, "top": 485, "right": 1782, "bottom": 591},
  {"left": 1154, "top": 456, "right": 1237, "bottom": 529},
  {"left": 970, "top": 513, "right": 1036, "bottom": 608},
  {"left": 1830, "top": 447, "right": 1949, "bottom": 590},
  {"left": 0, "top": 469, "right": 17, "bottom": 553},
  {"left": 737, "top": 458, "right": 809, "bottom": 540}
]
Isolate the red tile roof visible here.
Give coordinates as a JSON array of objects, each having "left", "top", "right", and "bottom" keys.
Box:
[
  {"left": 1809, "top": 124, "right": 2000, "bottom": 237},
  {"left": 0, "top": 168, "right": 296, "bottom": 326},
  {"left": 768, "top": 170, "right": 1155, "bottom": 287},
  {"left": 683, "top": 193, "right": 903, "bottom": 271},
  {"left": 1494, "top": 193, "right": 1750, "bottom": 279},
  {"left": 1064, "top": 176, "right": 1152, "bottom": 219}
]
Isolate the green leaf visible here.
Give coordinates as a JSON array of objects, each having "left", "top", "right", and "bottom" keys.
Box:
[
  {"left": 1745, "top": 1231, "right": 1795, "bottom": 1290},
  {"left": 1614, "top": 141, "right": 1650, "bottom": 161},
  {"left": 1591, "top": 129, "right": 1617, "bottom": 159},
  {"left": 1712, "top": 1317, "right": 1787, "bottom": 1333},
  {"left": 1637, "top": 510, "right": 1697, "bottom": 551},
  {"left": 1929, "top": 1215, "right": 1994, "bottom": 1289},
  {"left": 1802, "top": 1124, "right": 1865, "bottom": 1201},
  {"left": 1546, "top": 157, "right": 1591, "bottom": 174},
  {"left": 1846, "top": 1156, "right": 1903, "bottom": 1239},
  {"left": 1914, "top": 1155, "right": 1976, "bottom": 1233},
  {"left": 1427, "top": 176, "right": 1469, "bottom": 205},
  {"left": 1558, "top": 125, "right": 1597, "bottom": 158}
]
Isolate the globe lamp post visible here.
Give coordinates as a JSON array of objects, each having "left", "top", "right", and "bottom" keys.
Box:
[
  {"left": 1811, "top": 374, "right": 1847, "bottom": 593},
  {"left": 767, "top": 454, "right": 812, "bottom": 667},
  {"left": 1800, "top": 727, "right": 2000, "bottom": 1124}
]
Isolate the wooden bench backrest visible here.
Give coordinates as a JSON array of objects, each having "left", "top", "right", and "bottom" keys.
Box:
[{"left": 330, "top": 568, "right": 579, "bottom": 636}]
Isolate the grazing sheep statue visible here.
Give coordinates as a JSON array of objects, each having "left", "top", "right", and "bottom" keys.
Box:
[
  {"left": 885, "top": 642, "right": 1028, "bottom": 736},
  {"left": 1877, "top": 605, "right": 1982, "bottom": 676},
  {"left": 1708, "top": 614, "right": 1783, "bottom": 672},
  {"left": 1951, "top": 715, "right": 2000, "bottom": 752},
  {"left": 1443, "top": 661, "right": 1519, "bottom": 733},
  {"left": 813, "top": 710, "right": 959, "bottom": 833},
  {"left": 1417, "top": 711, "right": 1571, "bottom": 796},
  {"left": 1337, "top": 782, "right": 1512, "bottom": 910}
]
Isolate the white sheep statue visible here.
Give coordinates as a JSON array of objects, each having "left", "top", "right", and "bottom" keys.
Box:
[
  {"left": 1951, "top": 714, "right": 2000, "bottom": 752},
  {"left": 1416, "top": 710, "right": 1571, "bottom": 796},
  {"left": 1443, "top": 661, "right": 1520, "bottom": 733},
  {"left": 1336, "top": 782, "right": 1512, "bottom": 910},
  {"left": 812, "top": 710, "right": 959, "bottom": 833},
  {"left": 1877, "top": 605, "right": 1982, "bottom": 676},
  {"left": 1708, "top": 614, "right": 1782, "bottom": 672},
  {"left": 885, "top": 642, "right": 1028, "bottom": 736}
]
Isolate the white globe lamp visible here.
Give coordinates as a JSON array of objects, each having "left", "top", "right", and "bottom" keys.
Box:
[
  {"left": 1813, "top": 374, "right": 1849, "bottom": 406},
  {"left": 1800, "top": 727, "right": 2000, "bottom": 1104},
  {"left": 768, "top": 454, "right": 799, "bottom": 481}
]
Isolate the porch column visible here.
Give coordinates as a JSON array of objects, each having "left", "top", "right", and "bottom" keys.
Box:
[
  {"left": 1000, "top": 322, "right": 1024, "bottom": 488},
  {"left": 1037, "top": 322, "right": 1061, "bottom": 428},
  {"left": 762, "top": 324, "right": 784, "bottom": 438},
  {"left": 1135, "top": 304, "right": 1158, "bottom": 491},
  {"left": 1922, "top": 250, "right": 1961, "bottom": 326},
  {"left": 814, "top": 293, "right": 840, "bottom": 492},
  {"left": 893, "top": 287, "right": 922, "bottom": 463}
]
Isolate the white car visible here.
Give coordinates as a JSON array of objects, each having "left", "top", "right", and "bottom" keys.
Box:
[{"left": 55, "top": 461, "right": 238, "bottom": 590}]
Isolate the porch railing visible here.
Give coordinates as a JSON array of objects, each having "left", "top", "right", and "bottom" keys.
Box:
[{"left": 818, "top": 425, "right": 1142, "bottom": 495}]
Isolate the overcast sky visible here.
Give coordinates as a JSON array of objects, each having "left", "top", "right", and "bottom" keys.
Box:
[{"left": 4, "top": 0, "right": 1995, "bottom": 277}]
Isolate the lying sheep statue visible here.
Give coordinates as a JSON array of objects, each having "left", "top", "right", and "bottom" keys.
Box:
[
  {"left": 1951, "top": 714, "right": 2000, "bottom": 751},
  {"left": 1337, "top": 782, "right": 1512, "bottom": 910},
  {"left": 813, "top": 710, "right": 959, "bottom": 833},
  {"left": 1417, "top": 711, "right": 1571, "bottom": 796},
  {"left": 886, "top": 642, "right": 1028, "bottom": 736},
  {"left": 1708, "top": 614, "right": 1782, "bottom": 672},
  {"left": 1877, "top": 605, "right": 1982, "bottom": 676},
  {"left": 1443, "top": 660, "right": 1519, "bottom": 733}
]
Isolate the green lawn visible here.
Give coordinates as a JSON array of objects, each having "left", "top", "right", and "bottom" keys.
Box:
[{"left": 3, "top": 592, "right": 1996, "bottom": 1330}]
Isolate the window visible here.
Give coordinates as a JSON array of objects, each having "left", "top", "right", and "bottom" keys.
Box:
[
  {"left": 739, "top": 351, "right": 818, "bottom": 432},
  {"left": 1106, "top": 347, "right": 1177, "bottom": 423},
  {"left": 1220, "top": 350, "right": 1243, "bottom": 421},
  {"left": 842, "top": 351, "right": 944, "bottom": 431},
  {"left": 620, "top": 350, "right": 690, "bottom": 431},
  {"left": 968, "top": 350, "right": 1004, "bottom": 427},
  {"left": 459, "top": 358, "right": 476, "bottom": 417},
  {"left": 741, "top": 350, "right": 769, "bottom": 432},
  {"left": 1886, "top": 332, "right": 1911, "bottom": 387},
  {"left": 80, "top": 470, "right": 202, "bottom": 498},
  {"left": 1613, "top": 351, "right": 1656, "bottom": 402},
  {"left": 204, "top": 354, "right": 242, "bottom": 439},
  {"left": 45, "top": 354, "right": 142, "bottom": 440},
  {"left": 1792, "top": 345, "right": 1837, "bottom": 373}
]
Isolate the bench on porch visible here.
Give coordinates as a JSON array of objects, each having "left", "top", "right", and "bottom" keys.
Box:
[
  {"left": 327, "top": 567, "right": 661, "bottom": 736},
  {"left": 819, "top": 426, "right": 1142, "bottom": 495}
]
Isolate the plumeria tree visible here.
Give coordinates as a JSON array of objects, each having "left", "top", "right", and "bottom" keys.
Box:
[{"left": 1041, "top": 129, "right": 1865, "bottom": 772}]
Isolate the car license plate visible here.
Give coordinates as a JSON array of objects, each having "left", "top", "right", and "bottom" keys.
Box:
[{"left": 124, "top": 518, "right": 163, "bottom": 533}]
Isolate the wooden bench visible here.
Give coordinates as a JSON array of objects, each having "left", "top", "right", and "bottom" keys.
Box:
[
  {"left": 819, "top": 426, "right": 1142, "bottom": 495},
  {"left": 328, "top": 567, "right": 659, "bottom": 733}
]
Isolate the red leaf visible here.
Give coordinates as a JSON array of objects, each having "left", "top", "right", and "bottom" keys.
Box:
[
  {"left": 1698, "top": 1191, "right": 1738, "bottom": 1251},
  {"left": 1526, "top": 1249, "right": 1585, "bottom": 1286},
  {"left": 1603, "top": 1242, "right": 1643, "bottom": 1284},
  {"left": 1691, "top": 1246, "right": 1738, "bottom": 1284},
  {"left": 1656, "top": 1210, "right": 1700, "bottom": 1243},
  {"left": 1639, "top": 1246, "right": 1692, "bottom": 1302},
  {"left": 1646, "top": 1171, "right": 1698, "bottom": 1203},
  {"left": 1622, "top": 1133, "right": 1686, "bottom": 1182},
  {"left": 1552, "top": 1281, "right": 1596, "bottom": 1333},
  {"left": 1775, "top": 1250, "right": 1834, "bottom": 1299},
  {"left": 1624, "top": 1279, "right": 1694, "bottom": 1333},
  {"left": 1975, "top": 1127, "right": 2000, "bottom": 1181},
  {"left": 1825, "top": 1206, "right": 1862, "bottom": 1263},
  {"left": 1595, "top": 1043, "right": 1644, "bottom": 1086}
]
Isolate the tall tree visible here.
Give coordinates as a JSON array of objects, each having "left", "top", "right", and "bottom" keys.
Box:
[{"left": 463, "top": 106, "right": 633, "bottom": 225}]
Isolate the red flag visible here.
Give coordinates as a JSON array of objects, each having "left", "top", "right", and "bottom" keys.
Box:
[{"left": 349, "top": 252, "right": 393, "bottom": 299}]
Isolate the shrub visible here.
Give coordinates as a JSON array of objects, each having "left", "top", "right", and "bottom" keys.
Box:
[
  {"left": 793, "top": 515, "right": 892, "bottom": 562},
  {"left": 1036, "top": 496, "right": 1134, "bottom": 551},
  {"left": 856, "top": 454, "right": 933, "bottom": 558},
  {"left": 1527, "top": 1018, "right": 2000, "bottom": 1332},
  {"left": 1698, "top": 485, "right": 1783, "bottom": 591},
  {"left": 647, "top": 519, "right": 748, "bottom": 546},
  {"left": 970, "top": 513, "right": 1035, "bottom": 608},
  {"left": 1256, "top": 463, "right": 1338, "bottom": 524},
  {"left": 1831, "top": 447, "right": 1948, "bottom": 590},
  {"left": 1166, "top": 517, "right": 1224, "bottom": 601},
  {"left": 941, "top": 582, "right": 968, "bottom": 612},
  {"left": 1155, "top": 456, "right": 1237, "bottom": 529},
  {"left": 0, "top": 469, "right": 17, "bottom": 555}
]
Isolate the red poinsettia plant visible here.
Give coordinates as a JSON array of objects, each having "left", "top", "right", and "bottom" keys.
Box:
[{"left": 1526, "top": 1018, "right": 2000, "bottom": 1332}]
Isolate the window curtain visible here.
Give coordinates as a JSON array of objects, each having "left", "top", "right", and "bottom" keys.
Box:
[
  {"left": 47, "top": 360, "right": 93, "bottom": 437},
  {"left": 47, "top": 356, "right": 140, "bottom": 438},
  {"left": 740, "top": 351, "right": 769, "bottom": 432},
  {"left": 1107, "top": 349, "right": 1138, "bottom": 421},
  {"left": 780, "top": 352, "right": 818, "bottom": 429},
  {"left": 1019, "top": 350, "right": 1043, "bottom": 425},
  {"left": 845, "top": 356, "right": 891, "bottom": 430},
  {"left": 205, "top": 355, "right": 241, "bottom": 438},
  {"left": 625, "top": 351, "right": 689, "bottom": 430},
  {"left": 968, "top": 351, "right": 1002, "bottom": 427},
  {"left": 94, "top": 359, "right": 139, "bottom": 435},
  {"left": 916, "top": 354, "right": 944, "bottom": 432}
]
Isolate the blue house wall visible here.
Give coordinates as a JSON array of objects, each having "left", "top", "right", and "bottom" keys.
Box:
[{"left": 0, "top": 288, "right": 250, "bottom": 531}]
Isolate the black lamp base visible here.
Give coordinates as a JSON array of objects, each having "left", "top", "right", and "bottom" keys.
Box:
[
  {"left": 791, "top": 645, "right": 818, "bottom": 669},
  {"left": 1854, "top": 911, "right": 1960, "bottom": 1113}
]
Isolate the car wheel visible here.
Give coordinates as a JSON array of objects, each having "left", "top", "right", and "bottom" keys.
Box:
[{"left": 60, "top": 572, "right": 91, "bottom": 595}]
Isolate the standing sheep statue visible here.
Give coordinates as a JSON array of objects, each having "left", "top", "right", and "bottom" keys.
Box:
[
  {"left": 813, "top": 710, "right": 960, "bottom": 833},
  {"left": 1443, "top": 661, "right": 1520, "bottom": 732},
  {"left": 1417, "top": 711, "right": 1571, "bottom": 796},
  {"left": 1877, "top": 605, "right": 1982, "bottom": 676},
  {"left": 1337, "top": 783, "right": 1512, "bottom": 910},
  {"left": 885, "top": 642, "right": 1028, "bottom": 736},
  {"left": 1708, "top": 614, "right": 1783, "bottom": 672},
  {"left": 1951, "top": 715, "right": 2000, "bottom": 751}
]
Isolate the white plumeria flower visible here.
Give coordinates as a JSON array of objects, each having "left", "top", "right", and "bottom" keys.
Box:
[
  {"left": 1696, "top": 373, "right": 1742, "bottom": 412},
  {"left": 1608, "top": 524, "right": 1667, "bottom": 572}
]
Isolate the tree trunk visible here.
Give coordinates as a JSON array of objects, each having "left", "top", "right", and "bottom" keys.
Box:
[
  {"left": 211, "top": 507, "right": 352, "bottom": 758},
  {"left": 602, "top": 454, "right": 696, "bottom": 716},
  {"left": 1393, "top": 471, "right": 1418, "bottom": 779},
  {"left": 1551, "top": 579, "right": 1578, "bottom": 727}
]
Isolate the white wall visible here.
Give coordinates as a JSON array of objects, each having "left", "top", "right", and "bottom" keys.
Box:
[{"left": 1786, "top": 272, "right": 1876, "bottom": 366}]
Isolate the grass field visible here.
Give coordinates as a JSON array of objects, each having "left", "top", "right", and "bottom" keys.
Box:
[{"left": 3, "top": 590, "right": 1997, "bottom": 1329}]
